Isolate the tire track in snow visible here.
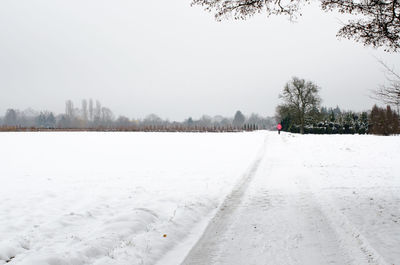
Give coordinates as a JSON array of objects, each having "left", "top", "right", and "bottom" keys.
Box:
[
  {"left": 303, "top": 183, "right": 391, "bottom": 265},
  {"left": 182, "top": 132, "right": 391, "bottom": 265},
  {"left": 318, "top": 194, "right": 390, "bottom": 265},
  {"left": 180, "top": 135, "right": 268, "bottom": 265},
  {"left": 292, "top": 134, "right": 391, "bottom": 265}
]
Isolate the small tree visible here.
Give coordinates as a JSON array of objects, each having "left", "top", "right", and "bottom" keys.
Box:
[
  {"left": 277, "top": 77, "right": 321, "bottom": 134},
  {"left": 47, "top": 112, "right": 56, "bottom": 128},
  {"left": 37, "top": 112, "right": 47, "bottom": 128}
]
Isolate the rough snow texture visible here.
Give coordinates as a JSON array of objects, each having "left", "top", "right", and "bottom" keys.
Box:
[
  {"left": 181, "top": 133, "right": 400, "bottom": 265},
  {"left": 0, "top": 132, "right": 265, "bottom": 265},
  {"left": 1, "top": 132, "right": 400, "bottom": 265}
]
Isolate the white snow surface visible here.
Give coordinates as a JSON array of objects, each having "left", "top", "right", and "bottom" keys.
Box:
[
  {"left": 1, "top": 131, "right": 400, "bottom": 265},
  {"left": 0, "top": 132, "right": 264, "bottom": 265}
]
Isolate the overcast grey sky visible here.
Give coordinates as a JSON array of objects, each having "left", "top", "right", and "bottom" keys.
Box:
[{"left": 0, "top": 0, "right": 399, "bottom": 121}]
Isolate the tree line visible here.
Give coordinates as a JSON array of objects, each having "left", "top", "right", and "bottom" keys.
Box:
[
  {"left": 0, "top": 100, "right": 275, "bottom": 132},
  {"left": 276, "top": 77, "right": 400, "bottom": 136}
]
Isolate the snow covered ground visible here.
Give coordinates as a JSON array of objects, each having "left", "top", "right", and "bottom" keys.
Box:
[
  {"left": 1, "top": 131, "right": 399, "bottom": 265},
  {"left": 0, "top": 132, "right": 265, "bottom": 265},
  {"left": 182, "top": 133, "right": 400, "bottom": 265}
]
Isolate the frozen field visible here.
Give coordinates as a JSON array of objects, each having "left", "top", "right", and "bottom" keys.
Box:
[{"left": 1, "top": 131, "right": 400, "bottom": 265}]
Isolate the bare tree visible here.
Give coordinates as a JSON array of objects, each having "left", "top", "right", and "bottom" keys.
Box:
[
  {"left": 93, "top": 100, "right": 102, "bottom": 126},
  {"left": 277, "top": 77, "right": 321, "bottom": 134},
  {"left": 89, "top": 99, "right": 94, "bottom": 122},
  {"left": 143, "top": 114, "right": 164, "bottom": 126},
  {"left": 191, "top": 0, "right": 400, "bottom": 51},
  {"left": 65, "top": 100, "right": 74, "bottom": 117},
  {"left": 101, "top": 107, "right": 114, "bottom": 127},
  {"left": 372, "top": 60, "right": 400, "bottom": 114},
  {"left": 199, "top": 115, "right": 213, "bottom": 127},
  {"left": 82, "top": 99, "right": 88, "bottom": 122},
  {"left": 4, "top": 109, "right": 18, "bottom": 126},
  {"left": 116, "top": 116, "right": 131, "bottom": 128}
]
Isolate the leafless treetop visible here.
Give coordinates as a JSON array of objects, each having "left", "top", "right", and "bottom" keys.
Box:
[{"left": 191, "top": 0, "right": 400, "bottom": 51}]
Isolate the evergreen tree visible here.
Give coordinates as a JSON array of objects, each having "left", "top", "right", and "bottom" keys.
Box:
[{"left": 233, "top": 110, "right": 245, "bottom": 129}]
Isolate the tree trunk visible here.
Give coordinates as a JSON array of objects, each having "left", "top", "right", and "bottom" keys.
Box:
[{"left": 300, "top": 110, "right": 305, "bottom": 134}]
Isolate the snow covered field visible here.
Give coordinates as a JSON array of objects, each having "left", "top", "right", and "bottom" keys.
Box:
[
  {"left": 1, "top": 131, "right": 400, "bottom": 265},
  {"left": 0, "top": 132, "right": 265, "bottom": 265}
]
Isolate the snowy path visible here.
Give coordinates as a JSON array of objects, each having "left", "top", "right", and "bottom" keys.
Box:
[
  {"left": 181, "top": 133, "right": 399, "bottom": 265},
  {"left": 1, "top": 132, "right": 399, "bottom": 265},
  {"left": 179, "top": 135, "right": 269, "bottom": 265}
]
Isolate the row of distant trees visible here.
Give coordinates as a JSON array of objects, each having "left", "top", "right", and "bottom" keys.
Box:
[
  {"left": 0, "top": 99, "right": 115, "bottom": 129},
  {"left": 276, "top": 76, "right": 400, "bottom": 136},
  {"left": 0, "top": 100, "right": 275, "bottom": 132}
]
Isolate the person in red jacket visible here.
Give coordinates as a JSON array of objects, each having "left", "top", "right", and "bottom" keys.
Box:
[{"left": 277, "top": 123, "right": 282, "bottom": 134}]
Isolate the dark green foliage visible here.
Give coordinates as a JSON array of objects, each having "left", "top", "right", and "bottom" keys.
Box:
[
  {"left": 37, "top": 111, "right": 56, "bottom": 128},
  {"left": 278, "top": 105, "right": 369, "bottom": 135}
]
